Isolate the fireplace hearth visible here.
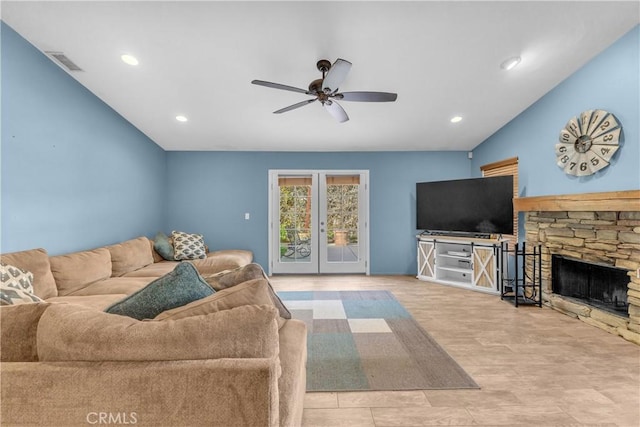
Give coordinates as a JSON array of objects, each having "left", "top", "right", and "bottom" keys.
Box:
[{"left": 552, "top": 255, "right": 629, "bottom": 317}]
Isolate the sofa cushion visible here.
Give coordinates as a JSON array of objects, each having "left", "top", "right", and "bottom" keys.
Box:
[
  {"left": 37, "top": 303, "right": 280, "bottom": 362},
  {"left": 122, "top": 260, "right": 179, "bottom": 278},
  {"left": 204, "top": 263, "right": 261, "bottom": 290},
  {"left": 192, "top": 249, "right": 254, "bottom": 275},
  {"left": 66, "top": 277, "right": 154, "bottom": 297},
  {"left": 154, "top": 278, "right": 285, "bottom": 328},
  {"left": 107, "top": 237, "right": 154, "bottom": 277},
  {"left": 203, "top": 263, "right": 291, "bottom": 319},
  {"left": 0, "top": 303, "right": 51, "bottom": 362},
  {"left": 49, "top": 248, "right": 112, "bottom": 296},
  {"left": 105, "top": 262, "right": 214, "bottom": 320},
  {"left": 45, "top": 294, "right": 129, "bottom": 311},
  {"left": 0, "top": 248, "right": 58, "bottom": 299},
  {"left": 172, "top": 231, "right": 207, "bottom": 260},
  {"left": 153, "top": 232, "right": 175, "bottom": 261}
]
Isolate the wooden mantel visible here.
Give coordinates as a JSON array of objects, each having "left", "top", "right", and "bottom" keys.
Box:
[{"left": 514, "top": 190, "right": 640, "bottom": 212}]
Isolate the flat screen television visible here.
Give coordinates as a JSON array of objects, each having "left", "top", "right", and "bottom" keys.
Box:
[{"left": 416, "top": 176, "right": 514, "bottom": 235}]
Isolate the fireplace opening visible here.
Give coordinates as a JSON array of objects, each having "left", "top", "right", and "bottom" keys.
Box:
[{"left": 552, "top": 255, "right": 629, "bottom": 317}]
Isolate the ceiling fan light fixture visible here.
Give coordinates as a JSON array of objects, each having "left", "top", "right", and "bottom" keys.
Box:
[
  {"left": 121, "top": 54, "right": 139, "bottom": 66},
  {"left": 175, "top": 115, "right": 188, "bottom": 122},
  {"left": 450, "top": 116, "right": 463, "bottom": 123},
  {"left": 500, "top": 56, "right": 521, "bottom": 71}
]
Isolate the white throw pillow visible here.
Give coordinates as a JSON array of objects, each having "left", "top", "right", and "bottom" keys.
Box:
[
  {"left": 0, "top": 262, "right": 43, "bottom": 305},
  {"left": 1, "top": 262, "right": 35, "bottom": 293},
  {"left": 171, "top": 231, "right": 207, "bottom": 260}
]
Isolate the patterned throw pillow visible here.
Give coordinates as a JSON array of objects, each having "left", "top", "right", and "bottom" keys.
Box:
[
  {"left": 172, "top": 231, "right": 207, "bottom": 260},
  {"left": 0, "top": 284, "right": 44, "bottom": 305},
  {"left": 0, "top": 262, "right": 43, "bottom": 305},
  {"left": 1, "top": 262, "right": 35, "bottom": 293}
]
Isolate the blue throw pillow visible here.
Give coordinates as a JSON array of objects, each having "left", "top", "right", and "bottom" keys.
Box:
[
  {"left": 154, "top": 232, "right": 175, "bottom": 261},
  {"left": 105, "top": 262, "right": 214, "bottom": 320}
]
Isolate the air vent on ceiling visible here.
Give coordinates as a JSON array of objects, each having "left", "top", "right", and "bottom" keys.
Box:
[{"left": 45, "top": 51, "right": 83, "bottom": 72}]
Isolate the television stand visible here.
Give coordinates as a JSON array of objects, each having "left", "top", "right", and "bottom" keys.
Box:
[{"left": 416, "top": 234, "right": 503, "bottom": 295}]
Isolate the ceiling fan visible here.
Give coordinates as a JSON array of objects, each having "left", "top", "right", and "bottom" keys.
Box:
[{"left": 251, "top": 58, "right": 397, "bottom": 123}]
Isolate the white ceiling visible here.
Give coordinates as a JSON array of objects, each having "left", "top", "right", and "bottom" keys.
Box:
[{"left": 2, "top": 1, "right": 638, "bottom": 152}]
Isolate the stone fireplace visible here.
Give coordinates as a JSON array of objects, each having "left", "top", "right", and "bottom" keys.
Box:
[{"left": 514, "top": 190, "right": 640, "bottom": 345}]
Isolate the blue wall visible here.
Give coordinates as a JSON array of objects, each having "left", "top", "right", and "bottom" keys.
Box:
[
  {"left": 165, "top": 151, "right": 470, "bottom": 274},
  {"left": 1, "top": 22, "right": 167, "bottom": 255},
  {"left": 472, "top": 26, "right": 639, "bottom": 197}
]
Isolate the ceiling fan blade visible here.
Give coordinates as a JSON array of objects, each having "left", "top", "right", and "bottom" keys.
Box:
[
  {"left": 274, "top": 98, "right": 317, "bottom": 114},
  {"left": 324, "top": 101, "right": 349, "bottom": 123},
  {"left": 337, "top": 91, "right": 398, "bottom": 102},
  {"left": 322, "top": 59, "right": 352, "bottom": 94},
  {"left": 252, "top": 80, "right": 310, "bottom": 94}
]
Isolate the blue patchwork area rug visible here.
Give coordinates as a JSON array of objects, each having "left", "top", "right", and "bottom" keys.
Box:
[{"left": 278, "top": 290, "right": 479, "bottom": 392}]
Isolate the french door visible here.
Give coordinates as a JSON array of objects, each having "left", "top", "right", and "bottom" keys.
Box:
[{"left": 269, "top": 170, "right": 369, "bottom": 275}]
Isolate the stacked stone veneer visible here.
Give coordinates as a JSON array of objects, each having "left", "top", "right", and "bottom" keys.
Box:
[{"left": 524, "top": 210, "right": 640, "bottom": 345}]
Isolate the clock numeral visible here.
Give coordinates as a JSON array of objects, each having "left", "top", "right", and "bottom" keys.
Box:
[
  {"left": 580, "top": 162, "right": 588, "bottom": 172},
  {"left": 591, "top": 144, "right": 619, "bottom": 162},
  {"left": 580, "top": 110, "right": 593, "bottom": 134},
  {"left": 565, "top": 117, "right": 581, "bottom": 139},
  {"left": 569, "top": 162, "right": 576, "bottom": 170},
  {"left": 559, "top": 131, "right": 574, "bottom": 143},
  {"left": 560, "top": 155, "right": 570, "bottom": 164},
  {"left": 587, "top": 110, "right": 607, "bottom": 136},
  {"left": 568, "top": 122, "right": 579, "bottom": 134},
  {"left": 586, "top": 151, "right": 610, "bottom": 175},
  {"left": 556, "top": 143, "right": 575, "bottom": 157},
  {"left": 590, "top": 113, "right": 620, "bottom": 139},
  {"left": 591, "top": 127, "right": 620, "bottom": 145}
]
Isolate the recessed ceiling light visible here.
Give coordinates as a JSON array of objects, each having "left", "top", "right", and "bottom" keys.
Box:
[
  {"left": 121, "top": 54, "right": 139, "bottom": 66},
  {"left": 450, "top": 116, "right": 463, "bottom": 123},
  {"left": 176, "top": 115, "right": 188, "bottom": 122},
  {"left": 500, "top": 56, "right": 521, "bottom": 71}
]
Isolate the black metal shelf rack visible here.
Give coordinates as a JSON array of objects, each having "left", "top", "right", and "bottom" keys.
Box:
[{"left": 499, "top": 242, "right": 542, "bottom": 307}]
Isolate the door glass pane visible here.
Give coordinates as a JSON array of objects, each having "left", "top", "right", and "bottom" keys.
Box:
[
  {"left": 279, "top": 176, "right": 312, "bottom": 263},
  {"left": 325, "top": 175, "right": 359, "bottom": 263}
]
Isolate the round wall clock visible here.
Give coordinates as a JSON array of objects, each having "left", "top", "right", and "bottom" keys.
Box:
[{"left": 555, "top": 109, "right": 621, "bottom": 176}]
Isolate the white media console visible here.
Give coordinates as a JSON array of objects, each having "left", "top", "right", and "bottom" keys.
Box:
[{"left": 416, "top": 234, "right": 503, "bottom": 294}]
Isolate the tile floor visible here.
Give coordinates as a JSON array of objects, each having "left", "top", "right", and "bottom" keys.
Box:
[{"left": 270, "top": 274, "right": 640, "bottom": 427}]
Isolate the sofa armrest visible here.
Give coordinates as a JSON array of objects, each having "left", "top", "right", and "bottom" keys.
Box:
[{"left": 1, "top": 358, "right": 279, "bottom": 427}]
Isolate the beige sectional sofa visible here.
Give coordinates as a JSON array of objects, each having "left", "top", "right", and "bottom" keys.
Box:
[{"left": 0, "top": 236, "right": 307, "bottom": 426}]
